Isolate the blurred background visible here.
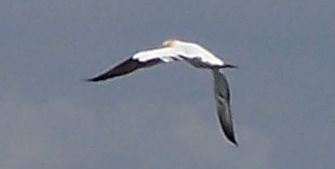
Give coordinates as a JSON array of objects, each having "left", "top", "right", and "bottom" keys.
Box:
[{"left": 1, "top": 0, "right": 334, "bottom": 168}]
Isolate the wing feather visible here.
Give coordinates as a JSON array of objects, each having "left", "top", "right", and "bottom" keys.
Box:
[
  {"left": 87, "top": 48, "right": 180, "bottom": 82},
  {"left": 87, "top": 43, "right": 225, "bottom": 82},
  {"left": 212, "top": 69, "right": 238, "bottom": 146}
]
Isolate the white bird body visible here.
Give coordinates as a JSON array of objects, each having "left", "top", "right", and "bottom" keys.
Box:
[
  {"left": 88, "top": 39, "right": 238, "bottom": 146},
  {"left": 132, "top": 40, "right": 224, "bottom": 67}
]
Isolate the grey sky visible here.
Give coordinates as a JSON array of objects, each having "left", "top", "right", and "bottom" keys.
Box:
[{"left": 1, "top": 0, "right": 335, "bottom": 168}]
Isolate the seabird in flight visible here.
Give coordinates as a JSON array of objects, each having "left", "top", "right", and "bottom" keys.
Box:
[{"left": 88, "top": 39, "right": 238, "bottom": 146}]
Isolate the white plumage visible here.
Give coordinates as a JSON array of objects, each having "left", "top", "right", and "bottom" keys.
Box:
[
  {"left": 132, "top": 40, "right": 224, "bottom": 66},
  {"left": 88, "top": 39, "right": 238, "bottom": 146}
]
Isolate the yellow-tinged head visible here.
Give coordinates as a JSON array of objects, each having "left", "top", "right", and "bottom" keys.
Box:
[{"left": 162, "top": 39, "right": 178, "bottom": 47}]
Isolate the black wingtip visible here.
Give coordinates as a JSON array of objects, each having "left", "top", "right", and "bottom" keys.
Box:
[
  {"left": 218, "top": 114, "right": 238, "bottom": 146},
  {"left": 223, "top": 129, "right": 238, "bottom": 146},
  {"left": 83, "top": 77, "right": 99, "bottom": 82},
  {"left": 86, "top": 77, "right": 100, "bottom": 82},
  {"left": 85, "top": 74, "right": 111, "bottom": 82},
  {"left": 229, "top": 136, "right": 239, "bottom": 147}
]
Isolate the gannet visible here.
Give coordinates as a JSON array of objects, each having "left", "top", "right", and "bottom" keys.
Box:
[{"left": 88, "top": 39, "right": 238, "bottom": 146}]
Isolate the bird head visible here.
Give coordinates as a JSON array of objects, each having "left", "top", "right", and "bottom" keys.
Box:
[{"left": 162, "top": 39, "right": 178, "bottom": 47}]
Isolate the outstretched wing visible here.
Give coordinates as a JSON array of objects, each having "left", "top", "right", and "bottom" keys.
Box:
[
  {"left": 87, "top": 48, "right": 182, "bottom": 82},
  {"left": 212, "top": 69, "right": 238, "bottom": 146},
  {"left": 87, "top": 58, "right": 162, "bottom": 82}
]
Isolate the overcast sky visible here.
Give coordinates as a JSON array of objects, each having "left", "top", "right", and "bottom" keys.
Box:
[{"left": 1, "top": 0, "right": 335, "bottom": 169}]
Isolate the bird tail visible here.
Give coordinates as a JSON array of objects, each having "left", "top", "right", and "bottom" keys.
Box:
[{"left": 220, "top": 63, "right": 238, "bottom": 69}]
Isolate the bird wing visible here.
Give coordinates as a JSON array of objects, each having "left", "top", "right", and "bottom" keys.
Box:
[
  {"left": 87, "top": 44, "right": 225, "bottom": 82},
  {"left": 87, "top": 47, "right": 183, "bottom": 82},
  {"left": 212, "top": 69, "right": 238, "bottom": 146}
]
